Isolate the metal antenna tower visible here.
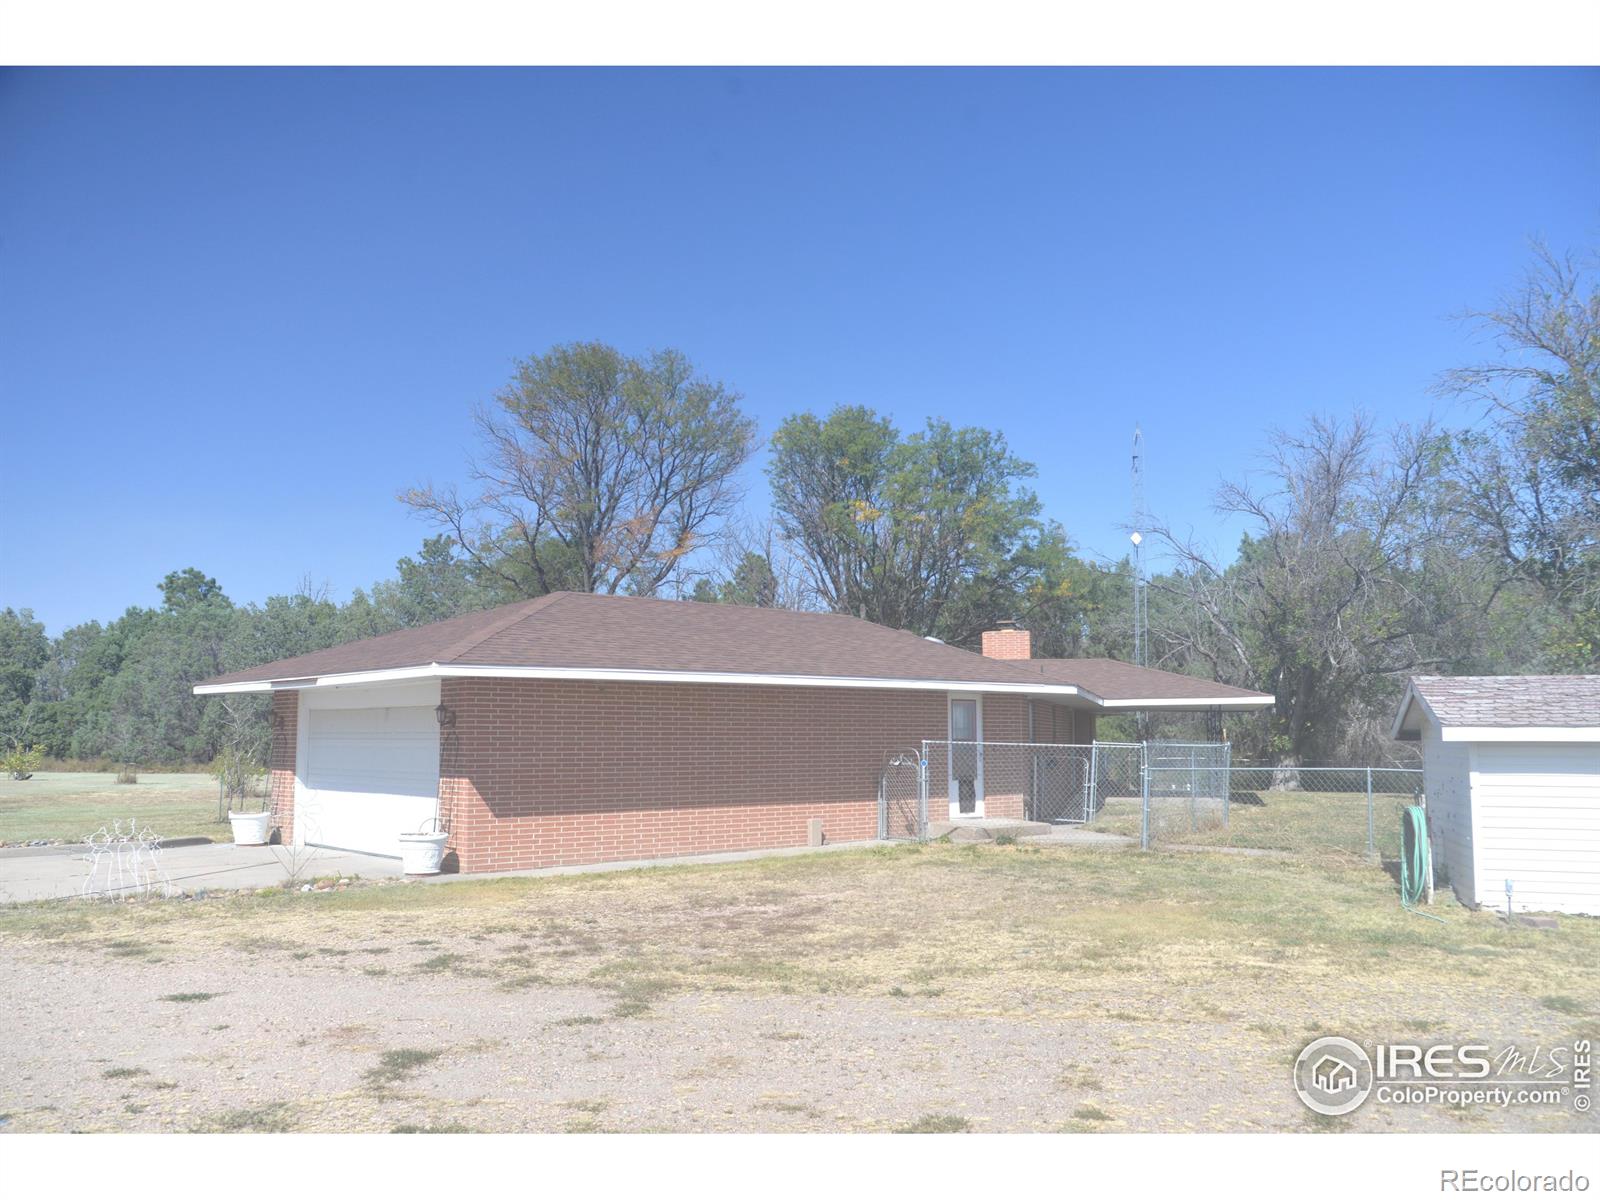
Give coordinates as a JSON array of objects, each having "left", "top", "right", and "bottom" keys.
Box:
[{"left": 1130, "top": 425, "right": 1147, "bottom": 668}]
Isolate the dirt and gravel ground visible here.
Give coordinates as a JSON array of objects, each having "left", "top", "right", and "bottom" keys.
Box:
[{"left": 2, "top": 843, "right": 1596, "bottom": 1134}]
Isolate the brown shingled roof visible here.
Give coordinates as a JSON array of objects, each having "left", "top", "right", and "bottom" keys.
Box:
[
  {"left": 196, "top": 593, "right": 1274, "bottom": 710},
  {"left": 1023, "top": 658, "right": 1273, "bottom": 703},
  {"left": 198, "top": 592, "right": 1056, "bottom": 689}
]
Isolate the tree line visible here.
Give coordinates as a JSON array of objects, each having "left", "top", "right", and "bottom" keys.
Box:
[{"left": 2, "top": 246, "right": 1593, "bottom": 770}]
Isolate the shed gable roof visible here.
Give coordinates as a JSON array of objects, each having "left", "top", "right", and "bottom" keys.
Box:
[{"left": 1392, "top": 675, "right": 1600, "bottom": 742}]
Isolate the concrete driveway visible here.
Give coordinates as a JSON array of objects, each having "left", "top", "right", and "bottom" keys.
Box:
[{"left": 0, "top": 841, "right": 403, "bottom": 903}]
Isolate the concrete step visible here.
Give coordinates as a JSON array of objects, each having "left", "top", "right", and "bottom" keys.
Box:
[{"left": 929, "top": 818, "right": 1054, "bottom": 843}]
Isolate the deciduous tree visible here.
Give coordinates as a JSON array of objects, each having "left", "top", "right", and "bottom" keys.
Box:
[
  {"left": 402, "top": 342, "right": 757, "bottom": 598},
  {"left": 768, "top": 406, "right": 1046, "bottom": 644},
  {"left": 1438, "top": 244, "right": 1600, "bottom": 669}
]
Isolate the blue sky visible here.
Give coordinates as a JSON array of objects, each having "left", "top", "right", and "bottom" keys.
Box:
[{"left": 2, "top": 67, "right": 1596, "bottom": 634}]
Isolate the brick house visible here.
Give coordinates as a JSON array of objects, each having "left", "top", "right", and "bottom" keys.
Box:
[{"left": 194, "top": 593, "right": 1271, "bottom": 873}]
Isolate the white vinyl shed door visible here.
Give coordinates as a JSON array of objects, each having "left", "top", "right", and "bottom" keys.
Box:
[
  {"left": 1471, "top": 743, "right": 1600, "bottom": 916},
  {"left": 301, "top": 706, "right": 440, "bottom": 857}
]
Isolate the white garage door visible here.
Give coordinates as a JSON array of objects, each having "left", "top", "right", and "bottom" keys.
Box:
[
  {"left": 301, "top": 706, "right": 440, "bottom": 857},
  {"left": 1471, "top": 743, "right": 1600, "bottom": 916}
]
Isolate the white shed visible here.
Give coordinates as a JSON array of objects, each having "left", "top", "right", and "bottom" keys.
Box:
[{"left": 1392, "top": 676, "right": 1600, "bottom": 916}]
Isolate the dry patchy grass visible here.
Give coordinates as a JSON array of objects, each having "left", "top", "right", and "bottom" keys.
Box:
[{"left": 2, "top": 842, "right": 1596, "bottom": 1055}]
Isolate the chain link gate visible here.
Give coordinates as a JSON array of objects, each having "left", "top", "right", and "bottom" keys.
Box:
[
  {"left": 1086, "top": 742, "right": 1143, "bottom": 825},
  {"left": 1140, "top": 741, "right": 1233, "bottom": 847},
  {"left": 1030, "top": 744, "right": 1091, "bottom": 823},
  {"left": 877, "top": 747, "right": 926, "bottom": 841}
]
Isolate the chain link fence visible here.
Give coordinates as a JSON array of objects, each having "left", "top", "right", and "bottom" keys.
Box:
[
  {"left": 1197, "top": 765, "right": 1424, "bottom": 860},
  {"left": 918, "top": 739, "right": 1101, "bottom": 826},
  {"left": 1139, "top": 742, "right": 1233, "bottom": 845},
  {"left": 882, "top": 740, "right": 1424, "bottom": 864},
  {"left": 1101, "top": 762, "right": 1424, "bottom": 859},
  {"left": 908, "top": 739, "right": 1237, "bottom": 832}
]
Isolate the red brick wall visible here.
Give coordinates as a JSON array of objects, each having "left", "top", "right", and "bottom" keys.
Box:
[
  {"left": 268, "top": 691, "right": 298, "bottom": 844},
  {"left": 437, "top": 679, "right": 1034, "bottom": 873},
  {"left": 974, "top": 694, "right": 1027, "bottom": 819},
  {"left": 980, "top": 628, "right": 1032, "bottom": 660}
]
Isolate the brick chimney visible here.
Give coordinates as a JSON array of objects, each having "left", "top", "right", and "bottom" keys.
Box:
[{"left": 981, "top": 620, "right": 1031, "bottom": 660}]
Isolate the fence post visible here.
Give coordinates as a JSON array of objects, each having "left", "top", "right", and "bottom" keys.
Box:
[
  {"left": 919, "top": 741, "right": 929, "bottom": 842},
  {"left": 1087, "top": 742, "right": 1099, "bottom": 825},
  {"left": 1140, "top": 743, "right": 1151, "bottom": 850},
  {"left": 1223, "top": 742, "right": 1232, "bottom": 829},
  {"left": 1189, "top": 746, "right": 1198, "bottom": 833},
  {"left": 1029, "top": 746, "right": 1038, "bottom": 823},
  {"left": 1365, "top": 766, "right": 1374, "bottom": 860}
]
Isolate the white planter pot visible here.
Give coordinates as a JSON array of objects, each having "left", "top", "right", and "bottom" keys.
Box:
[
  {"left": 398, "top": 832, "right": 449, "bottom": 875},
  {"left": 228, "top": 810, "right": 274, "bottom": 846}
]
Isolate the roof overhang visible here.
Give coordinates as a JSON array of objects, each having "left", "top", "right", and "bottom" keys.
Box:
[
  {"left": 193, "top": 663, "right": 1278, "bottom": 710},
  {"left": 1390, "top": 681, "right": 1600, "bottom": 742},
  {"left": 1440, "top": 726, "right": 1600, "bottom": 743},
  {"left": 1092, "top": 695, "right": 1276, "bottom": 711},
  {"left": 194, "top": 663, "right": 1093, "bottom": 699}
]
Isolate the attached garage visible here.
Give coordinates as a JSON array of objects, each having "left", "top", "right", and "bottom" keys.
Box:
[
  {"left": 1393, "top": 675, "right": 1600, "bottom": 916},
  {"left": 295, "top": 683, "right": 441, "bottom": 858}
]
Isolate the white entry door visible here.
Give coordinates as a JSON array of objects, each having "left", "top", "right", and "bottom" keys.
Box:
[
  {"left": 301, "top": 706, "right": 440, "bottom": 856},
  {"left": 948, "top": 696, "right": 984, "bottom": 818}
]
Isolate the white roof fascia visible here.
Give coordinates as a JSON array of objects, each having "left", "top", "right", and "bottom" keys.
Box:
[
  {"left": 1438, "top": 726, "right": 1600, "bottom": 744},
  {"left": 195, "top": 663, "right": 1089, "bottom": 700},
  {"left": 1095, "top": 695, "right": 1275, "bottom": 711}
]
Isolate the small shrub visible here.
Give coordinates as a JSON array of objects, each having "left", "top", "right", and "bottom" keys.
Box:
[
  {"left": 115, "top": 765, "right": 138, "bottom": 785},
  {"left": 212, "top": 748, "right": 268, "bottom": 808},
  {"left": 992, "top": 833, "right": 1017, "bottom": 846},
  {"left": 2, "top": 744, "right": 44, "bottom": 780}
]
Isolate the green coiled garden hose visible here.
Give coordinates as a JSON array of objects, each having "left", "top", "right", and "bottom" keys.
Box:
[{"left": 1399, "top": 804, "right": 1443, "bottom": 921}]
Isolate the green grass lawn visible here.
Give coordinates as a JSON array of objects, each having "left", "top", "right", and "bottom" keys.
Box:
[{"left": 0, "top": 772, "right": 228, "bottom": 845}]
